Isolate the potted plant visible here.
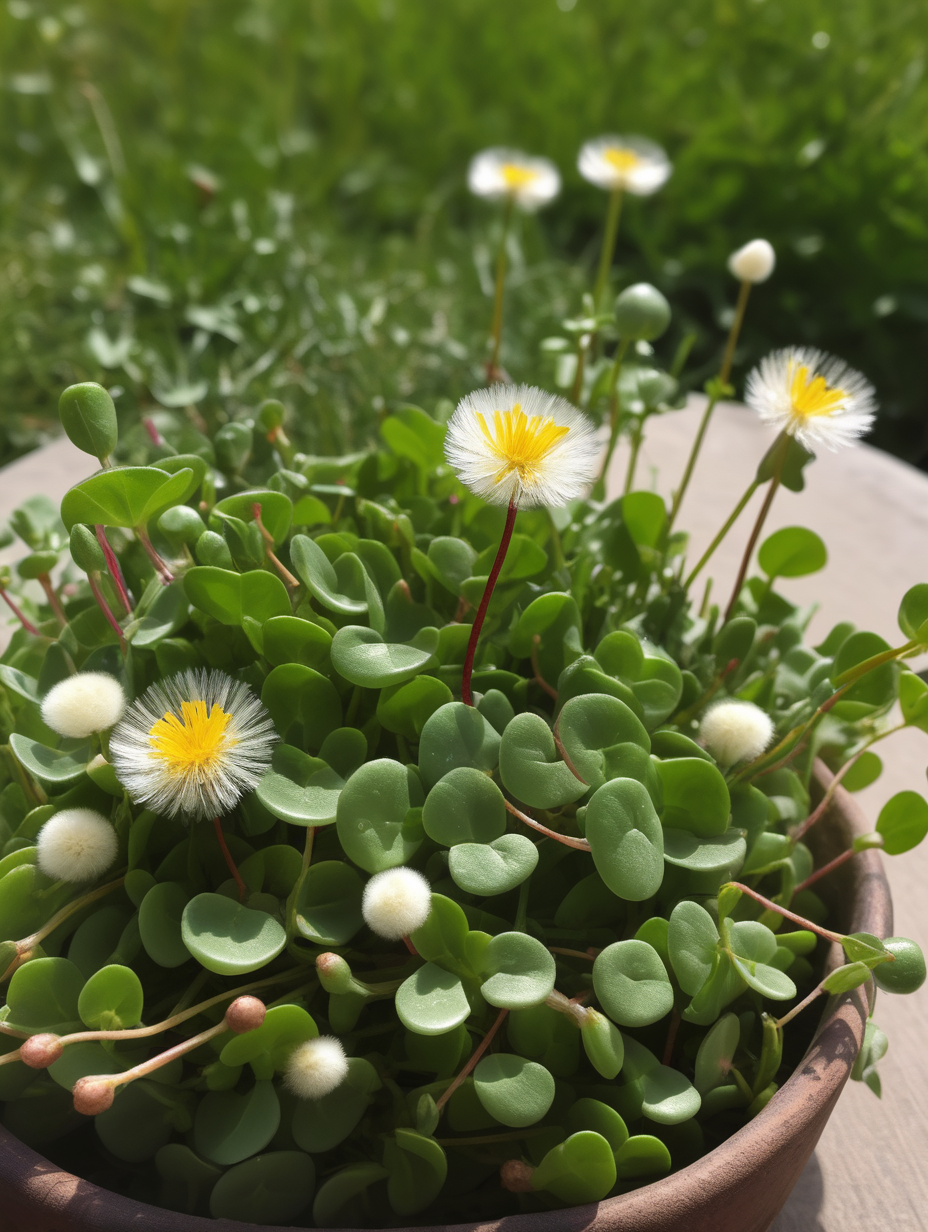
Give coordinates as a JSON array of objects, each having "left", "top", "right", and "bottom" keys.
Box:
[{"left": 0, "top": 141, "right": 924, "bottom": 1232}]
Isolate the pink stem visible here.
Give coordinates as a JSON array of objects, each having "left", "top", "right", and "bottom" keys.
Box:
[
  {"left": 504, "top": 799, "right": 591, "bottom": 851},
  {"left": 727, "top": 881, "right": 842, "bottom": 943},
  {"left": 38, "top": 575, "right": 68, "bottom": 630},
  {"left": 794, "top": 847, "right": 856, "bottom": 895},
  {"left": 0, "top": 587, "right": 39, "bottom": 635},
  {"left": 136, "top": 526, "right": 174, "bottom": 584},
  {"left": 436, "top": 1007, "right": 509, "bottom": 1112},
  {"left": 95, "top": 526, "right": 132, "bottom": 614},
  {"left": 214, "top": 816, "right": 246, "bottom": 902},
  {"left": 462, "top": 500, "right": 518, "bottom": 706},
  {"left": 89, "top": 574, "right": 128, "bottom": 654}
]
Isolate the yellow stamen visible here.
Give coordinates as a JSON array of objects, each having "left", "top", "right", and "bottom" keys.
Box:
[
  {"left": 477, "top": 404, "right": 570, "bottom": 488},
  {"left": 789, "top": 363, "right": 846, "bottom": 421},
  {"left": 149, "top": 701, "right": 234, "bottom": 776},
  {"left": 500, "top": 163, "right": 539, "bottom": 190},
  {"left": 603, "top": 147, "right": 641, "bottom": 174}
]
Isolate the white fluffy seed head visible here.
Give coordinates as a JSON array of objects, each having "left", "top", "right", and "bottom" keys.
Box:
[
  {"left": 362, "top": 867, "right": 433, "bottom": 940},
  {"left": 700, "top": 701, "right": 775, "bottom": 767},
  {"left": 36, "top": 809, "right": 118, "bottom": 882},
  {"left": 40, "top": 672, "right": 126, "bottom": 739},
  {"left": 284, "top": 1036, "right": 349, "bottom": 1101},
  {"left": 728, "top": 239, "right": 776, "bottom": 284}
]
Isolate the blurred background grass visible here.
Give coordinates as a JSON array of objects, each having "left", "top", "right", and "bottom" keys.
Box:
[{"left": 0, "top": 0, "right": 925, "bottom": 465}]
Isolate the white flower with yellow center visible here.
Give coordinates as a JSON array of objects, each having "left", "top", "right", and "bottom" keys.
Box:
[
  {"left": 444, "top": 384, "right": 599, "bottom": 508},
  {"left": 745, "top": 347, "right": 876, "bottom": 451},
  {"left": 578, "top": 134, "right": 671, "bottom": 195},
  {"left": 109, "top": 669, "right": 277, "bottom": 820},
  {"left": 467, "top": 148, "right": 561, "bottom": 211}
]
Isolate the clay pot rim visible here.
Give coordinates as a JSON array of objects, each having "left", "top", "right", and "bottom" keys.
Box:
[{"left": 0, "top": 760, "right": 891, "bottom": 1232}]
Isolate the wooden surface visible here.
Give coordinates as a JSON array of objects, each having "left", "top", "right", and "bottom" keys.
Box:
[{"left": 1, "top": 408, "right": 927, "bottom": 1229}]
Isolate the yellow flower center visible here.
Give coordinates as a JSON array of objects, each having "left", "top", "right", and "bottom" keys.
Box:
[
  {"left": 149, "top": 700, "right": 234, "bottom": 776},
  {"left": 603, "top": 147, "right": 641, "bottom": 174},
  {"left": 789, "top": 363, "right": 846, "bottom": 421},
  {"left": 477, "top": 404, "right": 570, "bottom": 488},
  {"left": 500, "top": 163, "right": 539, "bottom": 190}
]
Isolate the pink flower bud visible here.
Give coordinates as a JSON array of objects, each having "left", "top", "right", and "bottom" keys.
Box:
[
  {"left": 500, "top": 1159, "right": 535, "bottom": 1192},
  {"left": 73, "top": 1077, "right": 115, "bottom": 1116},
  {"left": 224, "top": 995, "right": 266, "bottom": 1034},
  {"left": 20, "top": 1033, "right": 63, "bottom": 1069}
]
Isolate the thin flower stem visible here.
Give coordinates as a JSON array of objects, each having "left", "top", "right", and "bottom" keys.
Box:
[
  {"left": 684, "top": 480, "right": 758, "bottom": 590},
  {"left": 213, "top": 816, "right": 246, "bottom": 902},
  {"left": 37, "top": 575, "right": 68, "bottom": 629},
  {"left": 593, "top": 337, "right": 630, "bottom": 494},
  {"left": 95, "top": 526, "right": 132, "bottom": 614},
  {"left": 724, "top": 436, "right": 789, "bottom": 622},
  {"left": 503, "top": 799, "right": 590, "bottom": 851},
  {"left": 103, "top": 1019, "right": 229, "bottom": 1092},
  {"left": 0, "top": 586, "right": 39, "bottom": 635},
  {"left": 794, "top": 847, "right": 857, "bottom": 895},
  {"left": 548, "top": 946, "right": 597, "bottom": 961},
  {"left": 662, "top": 1008, "right": 681, "bottom": 1066},
  {"left": 436, "top": 1007, "right": 509, "bottom": 1113},
  {"left": 569, "top": 333, "right": 587, "bottom": 406},
  {"left": 623, "top": 418, "right": 646, "bottom": 495},
  {"left": 487, "top": 197, "right": 514, "bottom": 380},
  {"left": 592, "top": 187, "right": 624, "bottom": 311},
  {"left": 726, "top": 881, "right": 842, "bottom": 944},
  {"left": 252, "top": 503, "right": 300, "bottom": 589},
  {"left": 7, "top": 877, "right": 126, "bottom": 972},
  {"left": 668, "top": 393, "right": 719, "bottom": 534},
  {"left": 772, "top": 983, "right": 825, "bottom": 1030},
  {"left": 719, "top": 279, "right": 752, "bottom": 387},
  {"left": 136, "top": 526, "right": 174, "bottom": 584},
  {"left": 88, "top": 573, "right": 128, "bottom": 654},
  {"left": 461, "top": 500, "right": 518, "bottom": 706}
]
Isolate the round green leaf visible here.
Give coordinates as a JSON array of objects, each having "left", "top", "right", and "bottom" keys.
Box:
[
  {"left": 5, "top": 957, "right": 84, "bottom": 1034},
  {"left": 95, "top": 1079, "right": 178, "bottom": 1162},
  {"left": 312, "top": 1163, "right": 389, "bottom": 1229},
  {"left": 656, "top": 757, "right": 731, "bottom": 838},
  {"left": 139, "top": 881, "right": 191, "bottom": 969},
  {"left": 615, "top": 1134, "right": 672, "bottom": 1180},
  {"left": 9, "top": 734, "right": 91, "bottom": 789},
  {"left": 622, "top": 1035, "right": 702, "bottom": 1124},
  {"left": 331, "top": 625, "right": 439, "bottom": 688},
  {"left": 694, "top": 1012, "right": 740, "bottom": 1094},
  {"left": 594, "top": 631, "right": 683, "bottom": 729},
  {"left": 498, "top": 712, "right": 587, "bottom": 809},
  {"left": 262, "top": 615, "right": 331, "bottom": 669},
  {"left": 384, "top": 1129, "right": 447, "bottom": 1218},
  {"left": 418, "top": 701, "right": 501, "bottom": 788},
  {"left": 532, "top": 1131, "right": 617, "bottom": 1204},
  {"left": 377, "top": 675, "right": 453, "bottom": 740},
  {"left": 557, "top": 692, "right": 651, "bottom": 793},
  {"left": 758, "top": 526, "right": 827, "bottom": 578},
  {"left": 898, "top": 584, "right": 928, "bottom": 643},
  {"left": 842, "top": 751, "right": 883, "bottom": 792},
  {"left": 195, "top": 1080, "right": 281, "bottom": 1166},
  {"left": 580, "top": 1008, "right": 625, "bottom": 1079},
  {"left": 396, "top": 963, "right": 471, "bottom": 1036},
  {"left": 876, "top": 790, "right": 928, "bottom": 855},
  {"left": 184, "top": 566, "right": 291, "bottom": 627},
  {"left": 336, "top": 759, "right": 424, "bottom": 873},
  {"left": 295, "top": 860, "right": 364, "bottom": 945},
  {"left": 213, "top": 489, "right": 292, "bottom": 545},
  {"left": 261, "top": 664, "right": 342, "bottom": 751},
  {"left": 667, "top": 901, "right": 720, "bottom": 996},
  {"left": 473, "top": 1053, "right": 555, "bottom": 1127},
  {"left": 61, "top": 466, "right": 194, "bottom": 532},
  {"left": 292, "top": 1057, "right": 380, "bottom": 1152},
  {"left": 77, "top": 964, "right": 143, "bottom": 1031},
  {"left": 479, "top": 931, "right": 556, "bottom": 1009},
  {"left": 448, "top": 833, "right": 539, "bottom": 895},
  {"left": 567, "top": 1097, "right": 629, "bottom": 1151},
  {"left": 220, "top": 1004, "right": 318, "bottom": 1070},
  {"left": 209, "top": 1151, "right": 315, "bottom": 1224},
  {"left": 257, "top": 745, "right": 344, "bottom": 827},
  {"left": 58, "top": 382, "right": 118, "bottom": 461},
  {"left": 181, "top": 893, "right": 287, "bottom": 975},
  {"left": 662, "top": 828, "right": 747, "bottom": 873},
  {"left": 593, "top": 940, "right": 674, "bottom": 1027},
  {"left": 422, "top": 767, "right": 507, "bottom": 846},
  {"left": 585, "top": 777, "right": 664, "bottom": 901}
]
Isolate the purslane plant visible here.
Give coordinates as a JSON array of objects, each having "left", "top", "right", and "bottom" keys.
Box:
[{"left": 0, "top": 254, "right": 926, "bottom": 1228}]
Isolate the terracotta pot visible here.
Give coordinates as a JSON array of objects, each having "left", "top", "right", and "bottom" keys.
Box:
[{"left": 0, "top": 761, "right": 891, "bottom": 1232}]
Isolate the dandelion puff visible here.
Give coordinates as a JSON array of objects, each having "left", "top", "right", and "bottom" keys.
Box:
[
  {"left": 362, "top": 867, "right": 432, "bottom": 940},
  {"left": 578, "top": 134, "right": 672, "bottom": 196},
  {"left": 41, "top": 672, "right": 126, "bottom": 740},
  {"left": 728, "top": 239, "right": 775, "bottom": 284},
  {"left": 285, "top": 1036, "right": 349, "bottom": 1100},
  {"left": 109, "top": 669, "right": 277, "bottom": 821},
  {"left": 700, "top": 700, "right": 775, "bottom": 767},
  {"left": 468, "top": 148, "right": 561, "bottom": 212},
  {"left": 37, "top": 809, "right": 118, "bottom": 882},
  {"left": 745, "top": 347, "right": 876, "bottom": 452},
  {"left": 444, "top": 383, "right": 599, "bottom": 509}
]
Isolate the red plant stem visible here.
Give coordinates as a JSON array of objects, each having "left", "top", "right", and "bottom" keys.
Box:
[
  {"left": 89, "top": 574, "right": 128, "bottom": 654},
  {"left": 794, "top": 847, "right": 857, "bottom": 896},
  {"left": 252, "top": 503, "right": 300, "bottom": 588},
  {"left": 143, "top": 417, "right": 164, "bottom": 447},
  {"left": 461, "top": 500, "right": 518, "bottom": 706},
  {"left": 530, "top": 635, "right": 558, "bottom": 700},
  {"left": 504, "top": 799, "right": 591, "bottom": 852},
  {"left": 136, "top": 526, "right": 174, "bottom": 584},
  {"left": 95, "top": 525, "right": 132, "bottom": 613},
  {"left": 0, "top": 586, "right": 39, "bottom": 635},
  {"left": 213, "top": 816, "right": 246, "bottom": 902},
  {"left": 402, "top": 935, "right": 419, "bottom": 956},
  {"left": 38, "top": 574, "right": 68, "bottom": 630},
  {"left": 662, "top": 1009, "right": 681, "bottom": 1066},
  {"left": 436, "top": 1007, "right": 509, "bottom": 1112},
  {"left": 772, "top": 983, "right": 825, "bottom": 1030},
  {"left": 726, "top": 882, "right": 842, "bottom": 943}
]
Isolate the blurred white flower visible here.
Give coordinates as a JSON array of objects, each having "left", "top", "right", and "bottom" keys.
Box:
[
  {"left": 362, "top": 867, "right": 432, "bottom": 940},
  {"left": 700, "top": 701, "right": 774, "bottom": 767},
  {"left": 745, "top": 347, "right": 876, "bottom": 451},
  {"left": 285, "top": 1036, "right": 349, "bottom": 1100},
  {"left": 109, "top": 669, "right": 276, "bottom": 820},
  {"left": 37, "top": 808, "right": 118, "bottom": 882},
  {"left": 41, "top": 672, "right": 126, "bottom": 740},
  {"left": 445, "top": 384, "right": 599, "bottom": 508},
  {"left": 578, "top": 135, "right": 671, "bottom": 195},
  {"left": 728, "top": 239, "right": 776, "bottom": 284},
  {"left": 467, "top": 148, "right": 561, "bottom": 211}
]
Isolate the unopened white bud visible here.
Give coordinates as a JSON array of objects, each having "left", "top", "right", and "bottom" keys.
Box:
[
  {"left": 700, "top": 700, "right": 775, "bottom": 767},
  {"left": 728, "top": 239, "right": 776, "bottom": 284},
  {"left": 362, "top": 867, "right": 432, "bottom": 941},
  {"left": 36, "top": 809, "right": 118, "bottom": 882},
  {"left": 284, "top": 1036, "right": 349, "bottom": 1100},
  {"left": 41, "top": 672, "right": 126, "bottom": 739}
]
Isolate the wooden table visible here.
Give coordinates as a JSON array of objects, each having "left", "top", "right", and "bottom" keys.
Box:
[{"left": 2, "top": 406, "right": 926, "bottom": 1229}]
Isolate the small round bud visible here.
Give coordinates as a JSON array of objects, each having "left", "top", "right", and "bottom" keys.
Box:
[
  {"left": 700, "top": 700, "right": 774, "bottom": 767},
  {"left": 41, "top": 671, "right": 126, "bottom": 739},
  {"left": 58, "top": 382, "right": 118, "bottom": 463},
  {"left": 69, "top": 525, "right": 107, "bottom": 574},
  {"left": 225, "top": 996, "right": 266, "bottom": 1034},
  {"left": 73, "top": 1076, "right": 115, "bottom": 1116},
  {"left": 258, "top": 399, "right": 286, "bottom": 432},
  {"left": 873, "top": 937, "right": 926, "bottom": 995},
  {"left": 728, "top": 239, "right": 776, "bottom": 284},
  {"left": 158, "top": 505, "right": 205, "bottom": 551},
  {"left": 20, "top": 1033, "right": 63, "bottom": 1069},
  {"left": 37, "top": 809, "right": 119, "bottom": 883},
  {"left": 500, "top": 1160, "right": 535, "bottom": 1193},
  {"left": 316, "top": 952, "right": 354, "bottom": 995},
  {"left": 362, "top": 867, "right": 432, "bottom": 941},
  {"left": 614, "top": 283, "right": 671, "bottom": 342},
  {"left": 284, "top": 1036, "right": 349, "bottom": 1101}
]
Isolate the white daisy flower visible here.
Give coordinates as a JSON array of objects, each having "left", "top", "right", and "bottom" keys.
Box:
[
  {"left": 700, "top": 700, "right": 775, "bottom": 767},
  {"left": 444, "top": 384, "right": 599, "bottom": 508},
  {"left": 109, "top": 669, "right": 277, "bottom": 820},
  {"left": 745, "top": 347, "right": 876, "bottom": 451},
  {"left": 37, "top": 809, "right": 118, "bottom": 882},
  {"left": 362, "top": 867, "right": 432, "bottom": 941},
  {"left": 728, "top": 239, "right": 776, "bottom": 284},
  {"left": 578, "top": 134, "right": 672, "bottom": 196},
  {"left": 41, "top": 672, "right": 126, "bottom": 740},
  {"left": 467, "top": 148, "right": 561, "bottom": 212},
  {"left": 285, "top": 1036, "right": 349, "bottom": 1100}
]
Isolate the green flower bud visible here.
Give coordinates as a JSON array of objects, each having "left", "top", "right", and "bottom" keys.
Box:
[
  {"left": 873, "top": 936, "right": 926, "bottom": 994},
  {"left": 214, "top": 422, "right": 253, "bottom": 474},
  {"left": 614, "top": 283, "right": 671, "bottom": 342},
  {"left": 58, "top": 382, "right": 118, "bottom": 464},
  {"left": 316, "top": 952, "right": 354, "bottom": 995},
  {"left": 258, "top": 399, "right": 286, "bottom": 432},
  {"left": 17, "top": 550, "right": 60, "bottom": 580},
  {"left": 195, "top": 530, "right": 235, "bottom": 570},
  {"left": 70, "top": 525, "right": 107, "bottom": 574},
  {"left": 159, "top": 505, "right": 206, "bottom": 551}
]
